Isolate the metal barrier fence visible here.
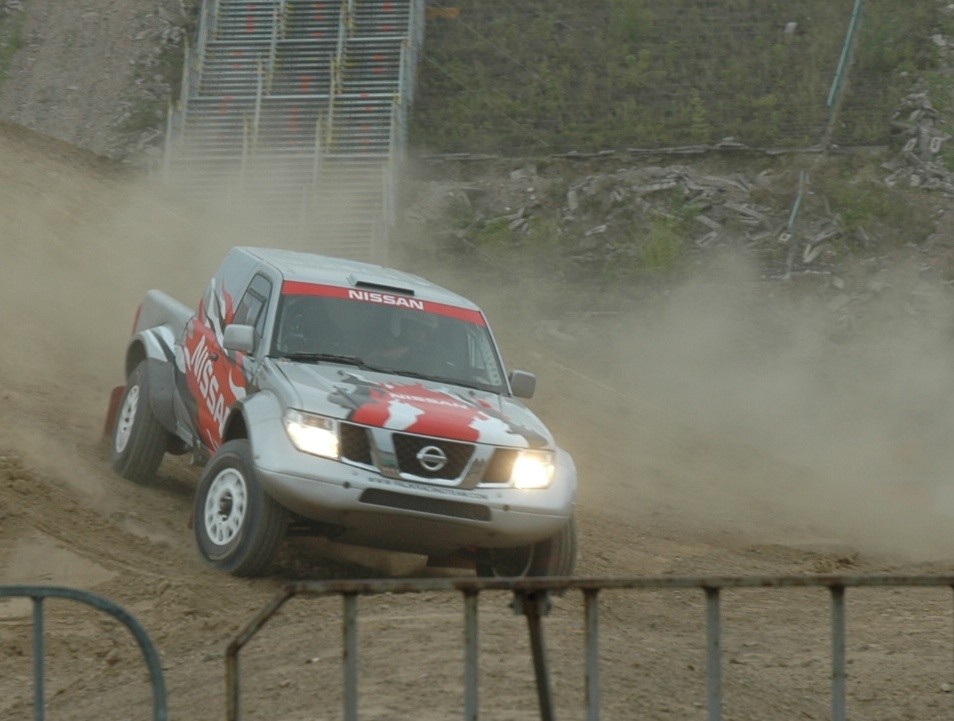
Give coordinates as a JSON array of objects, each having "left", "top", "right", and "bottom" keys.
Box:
[
  {"left": 227, "top": 574, "right": 954, "bottom": 721},
  {"left": 0, "top": 585, "right": 167, "bottom": 721}
]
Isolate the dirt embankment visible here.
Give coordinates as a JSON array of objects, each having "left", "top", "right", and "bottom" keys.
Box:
[{"left": 0, "top": 0, "right": 192, "bottom": 161}]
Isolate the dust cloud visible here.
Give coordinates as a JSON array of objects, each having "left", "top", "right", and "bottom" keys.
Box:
[
  {"left": 463, "top": 250, "right": 954, "bottom": 563},
  {"left": 3, "top": 120, "right": 953, "bottom": 564},
  {"left": 0, "top": 124, "right": 290, "bottom": 491},
  {"left": 0, "top": 126, "right": 421, "bottom": 499}
]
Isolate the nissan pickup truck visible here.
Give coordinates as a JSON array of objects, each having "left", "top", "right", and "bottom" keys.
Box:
[{"left": 106, "top": 247, "right": 578, "bottom": 577}]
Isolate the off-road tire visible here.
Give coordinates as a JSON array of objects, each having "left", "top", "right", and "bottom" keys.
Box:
[
  {"left": 111, "top": 361, "right": 170, "bottom": 484},
  {"left": 194, "top": 439, "right": 289, "bottom": 577},
  {"left": 476, "top": 516, "right": 578, "bottom": 578}
]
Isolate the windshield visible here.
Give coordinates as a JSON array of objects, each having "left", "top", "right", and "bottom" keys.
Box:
[{"left": 272, "top": 285, "right": 508, "bottom": 393}]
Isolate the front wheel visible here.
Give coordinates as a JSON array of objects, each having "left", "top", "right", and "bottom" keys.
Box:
[
  {"left": 194, "top": 439, "right": 289, "bottom": 577},
  {"left": 476, "top": 516, "right": 578, "bottom": 578},
  {"left": 111, "top": 361, "right": 170, "bottom": 484}
]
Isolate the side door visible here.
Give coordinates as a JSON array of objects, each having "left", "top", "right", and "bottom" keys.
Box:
[{"left": 180, "top": 272, "right": 273, "bottom": 451}]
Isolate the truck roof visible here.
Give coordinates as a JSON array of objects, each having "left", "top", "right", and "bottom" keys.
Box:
[{"left": 235, "top": 246, "right": 481, "bottom": 310}]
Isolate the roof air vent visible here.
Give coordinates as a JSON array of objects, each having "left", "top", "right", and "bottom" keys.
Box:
[{"left": 351, "top": 279, "right": 416, "bottom": 296}]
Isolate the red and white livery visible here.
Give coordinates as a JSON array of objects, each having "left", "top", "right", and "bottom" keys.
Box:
[{"left": 107, "top": 247, "right": 577, "bottom": 577}]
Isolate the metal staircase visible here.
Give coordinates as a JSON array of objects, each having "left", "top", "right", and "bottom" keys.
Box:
[{"left": 164, "top": 0, "right": 424, "bottom": 262}]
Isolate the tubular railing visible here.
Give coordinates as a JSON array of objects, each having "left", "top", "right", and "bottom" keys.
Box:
[
  {"left": 265, "top": 0, "right": 287, "bottom": 93},
  {"left": 381, "top": 96, "right": 399, "bottom": 246},
  {"left": 252, "top": 60, "right": 264, "bottom": 150},
  {"left": 197, "top": 0, "right": 216, "bottom": 70},
  {"left": 210, "top": 0, "right": 222, "bottom": 38},
  {"left": 162, "top": 0, "right": 426, "bottom": 257},
  {"left": 225, "top": 574, "right": 954, "bottom": 721},
  {"left": 373, "top": 0, "right": 425, "bottom": 252},
  {"left": 240, "top": 116, "right": 250, "bottom": 187},
  {"left": 311, "top": 115, "right": 326, "bottom": 189},
  {"left": 403, "top": 0, "right": 425, "bottom": 108},
  {"left": 162, "top": 97, "right": 176, "bottom": 177},
  {"left": 325, "top": 1, "right": 352, "bottom": 146},
  {"left": 380, "top": 157, "right": 394, "bottom": 260},
  {"left": 162, "top": 0, "right": 216, "bottom": 177},
  {"left": 0, "top": 585, "right": 167, "bottom": 721},
  {"left": 396, "top": 41, "right": 410, "bottom": 155}
]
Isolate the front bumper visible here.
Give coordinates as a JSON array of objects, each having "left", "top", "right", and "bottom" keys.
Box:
[{"left": 248, "top": 419, "right": 577, "bottom": 556}]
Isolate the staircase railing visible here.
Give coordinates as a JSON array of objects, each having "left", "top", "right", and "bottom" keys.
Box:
[
  {"left": 162, "top": 0, "right": 216, "bottom": 177},
  {"left": 326, "top": 1, "right": 353, "bottom": 149},
  {"left": 266, "top": 0, "right": 288, "bottom": 93},
  {"left": 252, "top": 60, "right": 264, "bottom": 151},
  {"left": 404, "top": 0, "right": 425, "bottom": 107},
  {"left": 241, "top": 116, "right": 250, "bottom": 188},
  {"left": 312, "top": 116, "right": 324, "bottom": 187},
  {"left": 163, "top": 0, "right": 428, "bottom": 261}
]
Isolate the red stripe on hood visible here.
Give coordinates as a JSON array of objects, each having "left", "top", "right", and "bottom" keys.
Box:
[{"left": 351, "top": 383, "right": 489, "bottom": 441}]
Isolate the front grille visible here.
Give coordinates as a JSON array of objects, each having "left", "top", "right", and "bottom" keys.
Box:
[
  {"left": 393, "top": 433, "right": 473, "bottom": 480},
  {"left": 359, "top": 488, "right": 491, "bottom": 521},
  {"left": 340, "top": 422, "right": 372, "bottom": 464}
]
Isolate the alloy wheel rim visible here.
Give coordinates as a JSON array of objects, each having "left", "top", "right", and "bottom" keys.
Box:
[
  {"left": 204, "top": 468, "right": 248, "bottom": 547},
  {"left": 114, "top": 385, "right": 140, "bottom": 455}
]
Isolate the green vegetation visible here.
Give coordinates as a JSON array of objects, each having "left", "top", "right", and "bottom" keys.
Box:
[
  {"left": 411, "top": 0, "right": 940, "bottom": 154},
  {"left": 471, "top": 215, "right": 513, "bottom": 248},
  {"left": 813, "top": 158, "right": 935, "bottom": 246},
  {"left": 835, "top": 1, "right": 941, "bottom": 145},
  {"left": 118, "top": 100, "right": 165, "bottom": 135},
  {"left": 639, "top": 217, "right": 685, "bottom": 272},
  {"left": 0, "top": 6, "right": 27, "bottom": 89}
]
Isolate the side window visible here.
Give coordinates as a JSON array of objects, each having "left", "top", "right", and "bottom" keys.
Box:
[{"left": 232, "top": 274, "right": 272, "bottom": 351}]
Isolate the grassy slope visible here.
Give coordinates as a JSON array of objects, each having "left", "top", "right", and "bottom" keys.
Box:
[{"left": 410, "top": 0, "right": 941, "bottom": 154}]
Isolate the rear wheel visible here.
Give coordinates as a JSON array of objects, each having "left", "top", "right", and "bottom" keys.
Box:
[
  {"left": 476, "top": 516, "right": 578, "bottom": 578},
  {"left": 194, "top": 439, "right": 289, "bottom": 577},
  {"left": 111, "top": 361, "right": 170, "bottom": 484}
]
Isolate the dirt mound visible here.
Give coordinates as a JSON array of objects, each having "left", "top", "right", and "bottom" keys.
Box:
[{"left": 1, "top": 123, "right": 953, "bottom": 720}]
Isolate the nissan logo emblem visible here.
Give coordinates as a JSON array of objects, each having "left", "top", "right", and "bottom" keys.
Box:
[{"left": 416, "top": 445, "right": 448, "bottom": 472}]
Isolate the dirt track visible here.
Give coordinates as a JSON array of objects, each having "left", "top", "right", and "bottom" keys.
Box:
[{"left": 2, "top": 122, "right": 954, "bottom": 720}]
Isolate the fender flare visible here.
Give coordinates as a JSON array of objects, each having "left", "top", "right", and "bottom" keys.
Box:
[
  {"left": 125, "top": 326, "right": 179, "bottom": 377},
  {"left": 553, "top": 447, "right": 579, "bottom": 501},
  {"left": 223, "top": 391, "right": 284, "bottom": 449},
  {"left": 124, "top": 327, "right": 181, "bottom": 436}
]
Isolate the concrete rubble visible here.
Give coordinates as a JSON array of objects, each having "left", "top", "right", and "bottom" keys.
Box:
[{"left": 884, "top": 89, "right": 954, "bottom": 194}]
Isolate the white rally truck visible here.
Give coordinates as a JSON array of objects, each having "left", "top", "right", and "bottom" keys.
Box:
[{"left": 106, "top": 247, "right": 578, "bottom": 577}]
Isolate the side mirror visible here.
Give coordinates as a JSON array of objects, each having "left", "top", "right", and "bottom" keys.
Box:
[
  {"left": 509, "top": 370, "right": 536, "bottom": 399},
  {"left": 223, "top": 324, "right": 255, "bottom": 354}
]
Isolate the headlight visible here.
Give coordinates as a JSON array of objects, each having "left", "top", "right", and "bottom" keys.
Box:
[
  {"left": 511, "top": 450, "right": 555, "bottom": 490},
  {"left": 284, "top": 410, "right": 339, "bottom": 459}
]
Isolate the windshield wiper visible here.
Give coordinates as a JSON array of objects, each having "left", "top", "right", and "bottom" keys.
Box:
[{"left": 280, "top": 352, "right": 365, "bottom": 366}]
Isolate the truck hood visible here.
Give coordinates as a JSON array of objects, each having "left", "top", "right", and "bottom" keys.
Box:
[{"left": 273, "top": 361, "right": 552, "bottom": 448}]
